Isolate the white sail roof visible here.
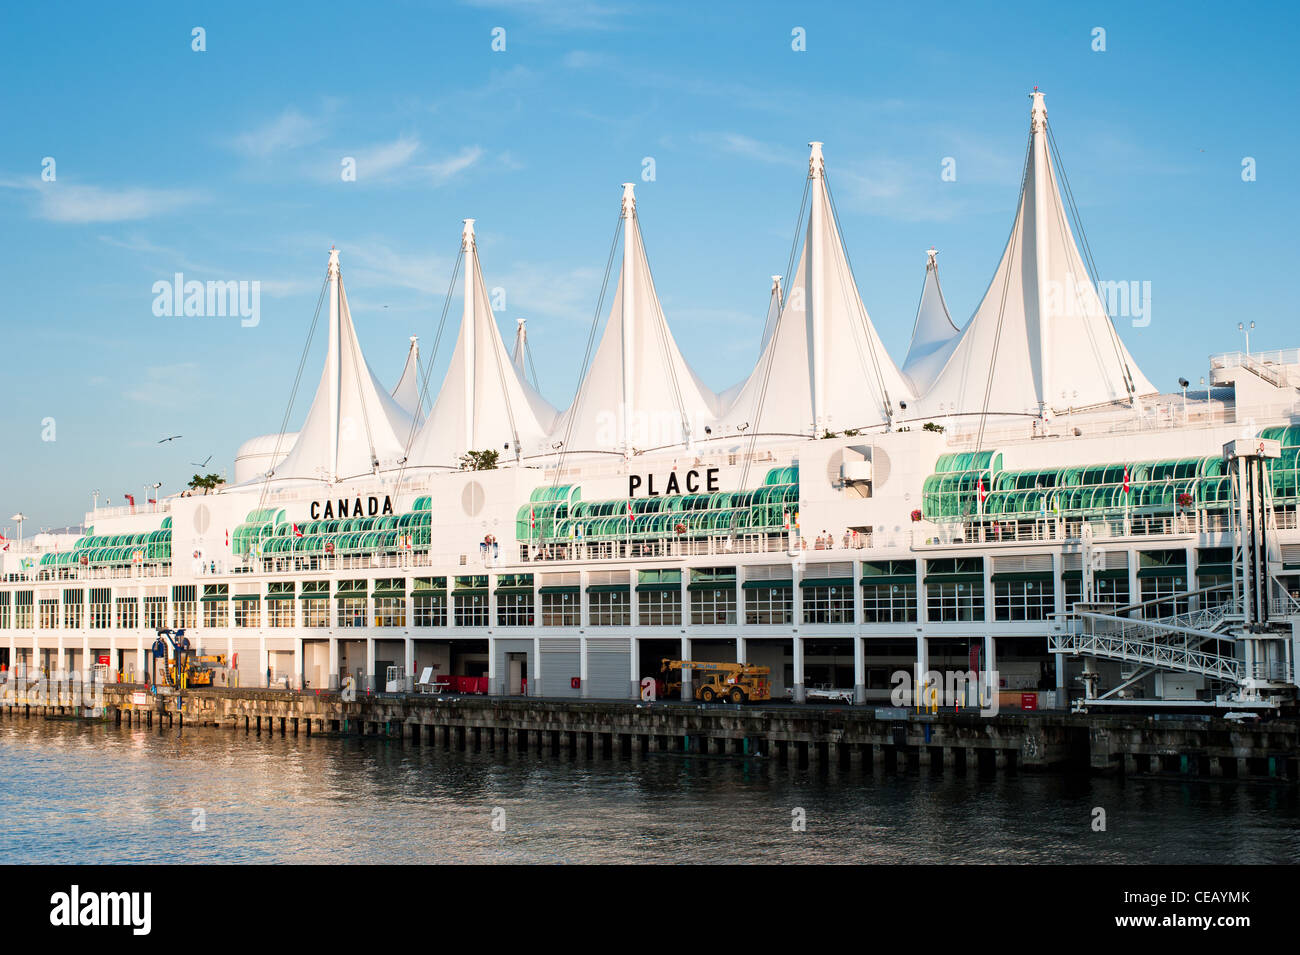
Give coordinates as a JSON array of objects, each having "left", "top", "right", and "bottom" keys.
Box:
[
  {"left": 510, "top": 318, "right": 528, "bottom": 377},
  {"left": 901, "top": 248, "right": 960, "bottom": 394},
  {"left": 720, "top": 143, "right": 915, "bottom": 437},
  {"left": 549, "top": 183, "right": 719, "bottom": 456},
  {"left": 918, "top": 90, "right": 1155, "bottom": 419},
  {"left": 405, "top": 220, "right": 558, "bottom": 468},
  {"left": 391, "top": 336, "right": 425, "bottom": 424},
  {"left": 272, "top": 249, "right": 416, "bottom": 483}
]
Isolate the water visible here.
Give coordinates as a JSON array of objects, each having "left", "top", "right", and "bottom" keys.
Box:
[{"left": 2, "top": 717, "right": 1298, "bottom": 864}]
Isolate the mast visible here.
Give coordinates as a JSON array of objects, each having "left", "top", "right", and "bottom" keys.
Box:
[
  {"left": 620, "top": 183, "right": 636, "bottom": 458},
  {"left": 1030, "top": 89, "right": 1051, "bottom": 418},
  {"left": 327, "top": 246, "right": 340, "bottom": 482},
  {"left": 461, "top": 219, "right": 477, "bottom": 452},
  {"left": 807, "top": 142, "right": 826, "bottom": 436}
]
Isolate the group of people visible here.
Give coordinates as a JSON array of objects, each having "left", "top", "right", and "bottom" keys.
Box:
[{"left": 807, "top": 529, "right": 864, "bottom": 550}]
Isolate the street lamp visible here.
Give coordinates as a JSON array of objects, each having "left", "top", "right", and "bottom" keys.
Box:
[
  {"left": 1238, "top": 321, "right": 1255, "bottom": 357},
  {"left": 10, "top": 513, "right": 25, "bottom": 545},
  {"left": 1178, "top": 377, "right": 1189, "bottom": 422},
  {"left": 151, "top": 482, "right": 162, "bottom": 511}
]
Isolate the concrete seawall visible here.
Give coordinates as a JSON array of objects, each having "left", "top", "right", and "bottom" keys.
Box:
[{"left": 4, "top": 685, "right": 1298, "bottom": 783}]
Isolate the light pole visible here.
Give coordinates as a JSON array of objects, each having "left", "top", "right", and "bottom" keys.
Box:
[
  {"left": 1179, "top": 377, "right": 1189, "bottom": 423},
  {"left": 151, "top": 482, "right": 162, "bottom": 512},
  {"left": 92, "top": 489, "right": 100, "bottom": 516},
  {"left": 1238, "top": 321, "right": 1255, "bottom": 357},
  {"left": 10, "top": 513, "right": 25, "bottom": 546}
]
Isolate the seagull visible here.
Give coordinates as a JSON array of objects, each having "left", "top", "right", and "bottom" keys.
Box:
[
  {"left": 158, "top": 435, "right": 182, "bottom": 444},
  {"left": 191, "top": 455, "right": 213, "bottom": 468}
]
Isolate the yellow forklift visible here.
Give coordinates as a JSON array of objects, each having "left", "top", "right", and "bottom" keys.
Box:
[{"left": 660, "top": 659, "right": 771, "bottom": 703}]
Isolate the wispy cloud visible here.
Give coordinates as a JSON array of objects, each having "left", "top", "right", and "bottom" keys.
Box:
[
  {"left": 0, "top": 178, "right": 202, "bottom": 223},
  {"left": 422, "top": 146, "right": 484, "bottom": 184},
  {"left": 126, "top": 362, "right": 201, "bottom": 405},
  {"left": 232, "top": 107, "right": 326, "bottom": 157},
  {"left": 461, "top": 0, "right": 632, "bottom": 31},
  {"left": 693, "top": 132, "right": 802, "bottom": 168}
]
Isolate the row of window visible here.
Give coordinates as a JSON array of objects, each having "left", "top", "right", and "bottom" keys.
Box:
[{"left": 0, "top": 574, "right": 1216, "bottom": 630}]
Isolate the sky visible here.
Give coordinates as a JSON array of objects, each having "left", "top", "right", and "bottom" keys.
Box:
[{"left": 0, "top": 0, "right": 1296, "bottom": 532}]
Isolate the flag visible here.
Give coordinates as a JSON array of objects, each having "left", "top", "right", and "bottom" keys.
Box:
[
  {"left": 977, "top": 477, "right": 987, "bottom": 507},
  {"left": 626, "top": 500, "right": 633, "bottom": 521},
  {"left": 530, "top": 507, "right": 536, "bottom": 532},
  {"left": 225, "top": 529, "right": 230, "bottom": 547},
  {"left": 124, "top": 493, "right": 135, "bottom": 508},
  {"left": 293, "top": 523, "right": 303, "bottom": 538},
  {"left": 1122, "top": 466, "right": 1131, "bottom": 495}
]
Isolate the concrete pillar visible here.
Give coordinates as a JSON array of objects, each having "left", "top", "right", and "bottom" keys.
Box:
[
  {"left": 365, "top": 637, "right": 375, "bottom": 692},
  {"left": 914, "top": 631, "right": 928, "bottom": 708},
  {"left": 736, "top": 635, "right": 747, "bottom": 664},
  {"left": 579, "top": 635, "right": 589, "bottom": 699},
  {"left": 792, "top": 635, "right": 805, "bottom": 703},
  {"left": 55, "top": 634, "right": 65, "bottom": 679},
  {"left": 629, "top": 635, "right": 640, "bottom": 700},
  {"left": 488, "top": 635, "right": 499, "bottom": 696},
  {"left": 532, "top": 636, "right": 542, "bottom": 698},
  {"left": 258, "top": 629, "right": 268, "bottom": 688},
  {"left": 680, "top": 635, "right": 692, "bottom": 701},
  {"left": 81, "top": 633, "right": 90, "bottom": 682},
  {"left": 328, "top": 636, "right": 339, "bottom": 690},
  {"left": 403, "top": 637, "right": 414, "bottom": 693},
  {"left": 853, "top": 636, "right": 866, "bottom": 704},
  {"left": 983, "top": 633, "right": 997, "bottom": 695},
  {"left": 293, "top": 641, "right": 303, "bottom": 692}
]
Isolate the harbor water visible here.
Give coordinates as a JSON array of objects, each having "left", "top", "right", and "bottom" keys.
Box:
[{"left": 2, "top": 718, "right": 1298, "bottom": 865}]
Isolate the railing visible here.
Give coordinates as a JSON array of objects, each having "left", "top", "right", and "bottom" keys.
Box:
[
  {"left": 1210, "top": 350, "right": 1297, "bottom": 388},
  {"left": 1049, "top": 625, "right": 1243, "bottom": 683},
  {"left": 916, "top": 512, "right": 1200, "bottom": 547}
]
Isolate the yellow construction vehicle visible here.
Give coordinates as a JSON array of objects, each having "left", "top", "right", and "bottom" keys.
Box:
[{"left": 660, "top": 659, "right": 771, "bottom": 703}]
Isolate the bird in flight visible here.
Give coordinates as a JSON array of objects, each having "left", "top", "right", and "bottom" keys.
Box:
[
  {"left": 191, "top": 455, "right": 212, "bottom": 468},
  {"left": 158, "top": 435, "right": 182, "bottom": 444}
]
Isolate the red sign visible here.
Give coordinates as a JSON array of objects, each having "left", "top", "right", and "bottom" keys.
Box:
[
  {"left": 98, "top": 655, "right": 110, "bottom": 666},
  {"left": 1020, "top": 693, "right": 1038, "bottom": 711},
  {"left": 570, "top": 677, "right": 581, "bottom": 690}
]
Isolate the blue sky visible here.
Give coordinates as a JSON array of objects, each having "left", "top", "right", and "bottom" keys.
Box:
[{"left": 1, "top": 0, "right": 1296, "bottom": 531}]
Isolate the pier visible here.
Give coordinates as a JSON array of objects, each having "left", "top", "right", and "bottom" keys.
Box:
[{"left": 3, "top": 684, "right": 1297, "bottom": 783}]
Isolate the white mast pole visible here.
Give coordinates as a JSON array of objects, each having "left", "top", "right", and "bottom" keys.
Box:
[
  {"left": 807, "top": 143, "right": 826, "bottom": 436},
  {"left": 327, "top": 247, "right": 341, "bottom": 483},
  {"left": 1030, "top": 89, "right": 1052, "bottom": 419},
  {"left": 462, "top": 219, "right": 477, "bottom": 454},
  {"left": 620, "top": 183, "right": 636, "bottom": 459}
]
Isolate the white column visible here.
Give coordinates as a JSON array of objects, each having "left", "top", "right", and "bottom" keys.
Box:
[
  {"left": 365, "top": 637, "right": 375, "bottom": 692},
  {"left": 792, "top": 635, "right": 805, "bottom": 703},
  {"left": 629, "top": 635, "right": 640, "bottom": 700},
  {"left": 983, "top": 633, "right": 997, "bottom": 708},
  {"left": 488, "top": 635, "right": 498, "bottom": 696},
  {"left": 82, "top": 633, "right": 90, "bottom": 682},
  {"left": 328, "top": 636, "right": 339, "bottom": 691},
  {"left": 914, "top": 629, "right": 928, "bottom": 708},
  {"left": 579, "top": 635, "right": 589, "bottom": 699},
  {"left": 680, "top": 635, "right": 692, "bottom": 701},
  {"left": 403, "top": 637, "right": 414, "bottom": 693},
  {"left": 135, "top": 633, "right": 144, "bottom": 684},
  {"left": 853, "top": 637, "right": 865, "bottom": 704},
  {"left": 532, "top": 635, "right": 542, "bottom": 698},
  {"left": 293, "top": 640, "right": 304, "bottom": 692},
  {"left": 258, "top": 627, "right": 268, "bottom": 689},
  {"left": 736, "top": 635, "right": 747, "bottom": 664}
]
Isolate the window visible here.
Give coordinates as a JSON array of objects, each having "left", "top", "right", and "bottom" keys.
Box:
[
  {"left": 89, "top": 589, "right": 111, "bottom": 629},
  {"left": 801, "top": 584, "right": 854, "bottom": 625},
  {"left": 925, "top": 558, "right": 985, "bottom": 623},
  {"left": 689, "top": 568, "right": 736, "bottom": 625},
  {"left": 861, "top": 561, "right": 917, "bottom": 623},
  {"left": 744, "top": 586, "right": 792, "bottom": 625},
  {"left": 1140, "top": 575, "right": 1187, "bottom": 618},
  {"left": 540, "top": 591, "right": 578, "bottom": 627},
  {"left": 639, "top": 589, "right": 681, "bottom": 626},
  {"left": 234, "top": 598, "right": 261, "bottom": 628},
  {"left": 40, "top": 598, "right": 58, "bottom": 629},
  {"left": 589, "top": 591, "right": 630, "bottom": 626},
  {"left": 116, "top": 597, "right": 138, "bottom": 630},
  {"left": 993, "top": 578, "right": 1055, "bottom": 621},
  {"left": 302, "top": 581, "right": 329, "bottom": 627},
  {"left": 453, "top": 577, "right": 489, "bottom": 627},
  {"left": 413, "top": 592, "right": 447, "bottom": 627},
  {"left": 303, "top": 598, "right": 330, "bottom": 627},
  {"left": 337, "top": 580, "right": 367, "bottom": 627},
  {"left": 63, "top": 590, "right": 84, "bottom": 629},
  {"left": 496, "top": 592, "right": 534, "bottom": 626},
  {"left": 861, "top": 582, "right": 916, "bottom": 623},
  {"left": 0, "top": 592, "right": 10, "bottom": 629},
  {"left": 375, "top": 596, "right": 406, "bottom": 627},
  {"left": 268, "top": 599, "right": 295, "bottom": 627},
  {"left": 172, "top": 585, "right": 196, "bottom": 629},
  {"left": 144, "top": 596, "right": 166, "bottom": 630},
  {"left": 203, "top": 598, "right": 228, "bottom": 629},
  {"left": 15, "top": 591, "right": 33, "bottom": 629}
]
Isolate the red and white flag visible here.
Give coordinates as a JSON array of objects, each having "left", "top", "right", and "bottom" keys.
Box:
[
  {"left": 293, "top": 523, "right": 303, "bottom": 538},
  {"left": 626, "top": 500, "right": 633, "bottom": 521},
  {"left": 530, "top": 507, "right": 536, "bottom": 531},
  {"left": 1122, "top": 466, "right": 1131, "bottom": 495},
  {"left": 977, "top": 477, "right": 987, "bottom": 506},
  {"left": 225, "top": 529, "right": 230, "bottom": 547}
]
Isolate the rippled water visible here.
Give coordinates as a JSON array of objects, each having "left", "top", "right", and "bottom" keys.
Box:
[{"left": 1, "top": 717, "right": 1297, "bottom": 864}]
